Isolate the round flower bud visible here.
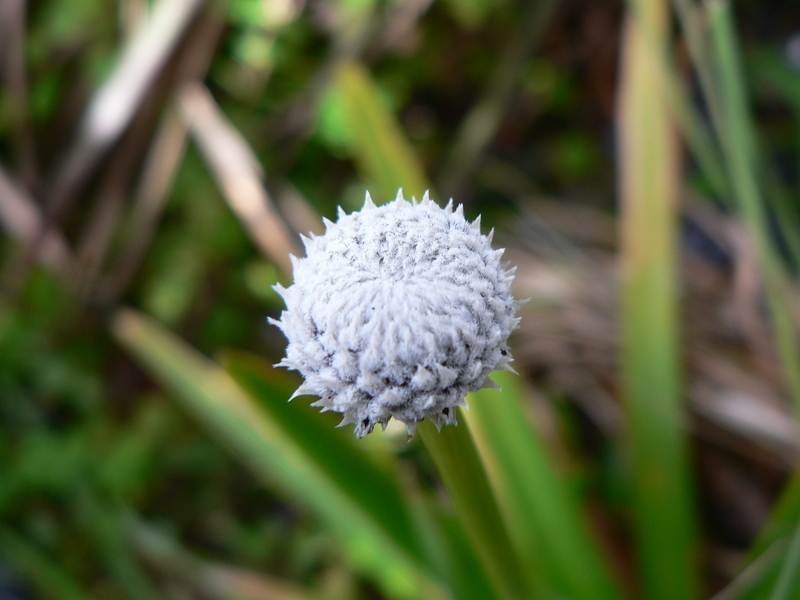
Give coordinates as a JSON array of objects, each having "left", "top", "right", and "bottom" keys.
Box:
[{"left": 271, "top": 190, "right": 520, "bottom": 437}]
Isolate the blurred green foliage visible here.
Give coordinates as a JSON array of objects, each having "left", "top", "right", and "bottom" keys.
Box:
[{"left": 4, "top": 0, "right": 800, "bottom": 599}]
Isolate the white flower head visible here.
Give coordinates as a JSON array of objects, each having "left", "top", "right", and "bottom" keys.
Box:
[{"left": 271, "top": 190, "right": 520, "bottom": 437}]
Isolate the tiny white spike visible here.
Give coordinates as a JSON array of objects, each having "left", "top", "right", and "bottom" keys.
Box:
[
  {"left": 289, "top": 254, "right": 300, "bottom": 271},
  {"left": 480, "top": 377, "right": 502, "bottom": 391},
  {"left": 267, "top": 317, "right": 284, "bottom": 331},
  {"left": 337, "top": 206, "right": 347, "bottom": 220},
  {"left": 290, "top": 382, "right": 317, "bottom": 400},
  {"left": 364, "top": 191, "right": 376, "bottom": 209},
  {"left": 494, "top": 248, "right": 505, "bottom": 259},
  {"left": 514, "top": 297, "right": 531, "bottom": 309},
  {"left": 299, "top": 234, "right": 313, "bottom": 250},
  {"left": 395, "top": 188, "right": 405, "bottom": 203},
  {"left": 405, "top": 420, "right": 419, "bottom": 438},
  {"left": 472, "top": 215, "right": 482, "bottom": 230},
  {"left": 454, "top": 204, "right": 464, "bottom": 218},
  {"left": 422, "top": 190, "right": 431, "bottom": 204},
  {"left": 322, "top": 216, "right": 334, "bottom": 229},
  {"left": 356, "top": 418, "right": 375, "bottom": 437},
  {"left": 444, "top": 198, "right": 453, "bottom": 212},
  {"left": 487, "top": 228, "right": 494, "bottom": 243}
]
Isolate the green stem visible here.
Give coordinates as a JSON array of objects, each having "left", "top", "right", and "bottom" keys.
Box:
[{"left": 418, "top": 419, "right": 529, "bottom": 600}]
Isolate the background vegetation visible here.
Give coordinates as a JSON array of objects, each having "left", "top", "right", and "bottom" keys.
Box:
[{"left": 3, "top": 0, "right": 800, "bottom": 599}]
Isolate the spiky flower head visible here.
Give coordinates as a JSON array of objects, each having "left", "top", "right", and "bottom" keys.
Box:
[{"left": 271, "top": 190, "right": 520, "bottom": 437}]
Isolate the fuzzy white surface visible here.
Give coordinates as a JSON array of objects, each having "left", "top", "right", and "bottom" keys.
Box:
[{"left": 272, "top": 190, "right": 519, "bottom": 437}]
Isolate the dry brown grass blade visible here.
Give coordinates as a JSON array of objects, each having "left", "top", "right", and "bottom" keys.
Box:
[
  {"left": 180, "top": 82, "right": 302, "bottom": 274},
  {"left": 4, "top": 0, "right": 208, "bottom": 297},
  {"left": 99, "top": 111, "right": 189, "bottom": 302},
  {"left": 75, "top": 8, "right": 225, "bottom": 302},
  {"left": 508, "top": 189, "right": 799, "bottom": 565},
  {"left": 274, "top": 184, "right": 324, "bottom": 239},
  {"left": 42, "top": 0, "right": 208, "bottom": 217},
  {"left": 74, "top": 107, "right": 165, "bottom": 298},
  {"left": 0, "top": 164, "right": 75, "bottom": 281}
]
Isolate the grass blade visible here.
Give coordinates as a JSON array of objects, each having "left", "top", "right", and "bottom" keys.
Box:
[
  {"left": 465, "top": 370, "right": 625, "bottom": 600},
  {"left": 706, "top": 0, "right": 800, "bottom": 413},
  {"left": 715, "top": 472, "right": 800, "bottom": 600},
  {"left": 768, "top": 517, "right": 800, "bottom": 600},
  {"left": 221, "top": 350, "right": 500, "bottom": 600},
  {"left": 333, "top": 60, "right": 430, "bottom": 201},
  {"left": 401, "top": 478, "right": 499, "bottom": 600},
  {"left": 112, "top": 308, "right": 446, "bottom": 600},
  {"left": 617, "top": 2, "right": 698, "bottom": 598}
]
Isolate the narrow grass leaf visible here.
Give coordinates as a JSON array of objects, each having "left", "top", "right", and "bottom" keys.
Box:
[
  {"left": 768, "top": 518, "right": 800, "bottom": 600},
  {"left": 743, "top": 49, "right": 800, "bottom": 272},
  {"left": 709, "top": 541, "right": 784, "bottom": 600},
  {"left": 465, "top": 370, "right": 625, "bottom": 600},
  {"left": 402, "top": 480, "right": 499, "bottom": 600},
  {"left": 707, "top": 0, "right": 800, "bottom": 414},
  {"left": 333, "top": 60, "right": 430, "bottom": 201},
  {"left": 617, "top": 3, "right": 698, "bottom": 599},
  {"left": 718, "top": 472, "right": 800, "bottom": 600},
  {"left": 112, "top": 308, "right": 446, "bottom": 600},
  {"left": 628, "top": 0, "right": 729, "bottom": 200}
]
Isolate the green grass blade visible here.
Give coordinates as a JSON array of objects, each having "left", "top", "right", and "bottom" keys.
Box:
[
  {"left": 220, "top": 349, "right": 420, "bottom": 553},
  {"left": 768, "top": 518, "right": 800, "bottom": 600},
  {"left": 744, "top": 50, "right": 800, "bottom": 271},
  {"left": 627, "top": 0, "right": 729, "bottom": 200},
  {"left": 707, "top": 0, "right": 800, "bottom": 414},
  {"left": 403, "top": 482, "right": 499, "bottom": 600},
  {"left": 706, "top": 12, "right": 800, "bottom": 596},
  {"left": 111, "top": 308, "right": 446, "bottom": 600},
  {"left": 0, "top": 527, "right": 93, "bottom": 600},
  {"left": 333, "top": 60, "right": 430, "bottom": 201},
  {"left": 752, "top": 473, "right": 800, "bottom": 559},
  {"left": 617, "top": 3, "right": 698, "bottom": 598},
  {"left": 716, "top": 473, "right": 800, "bottom": 600},
  {"left": 465, "top": 370, "right": 625, "bottom": 600},
  {"left": 222, "top": 349, "right": 504, "bottom": 600},
  {"left": 708, "top": 541, "right": 784, "bottom": 600}
]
